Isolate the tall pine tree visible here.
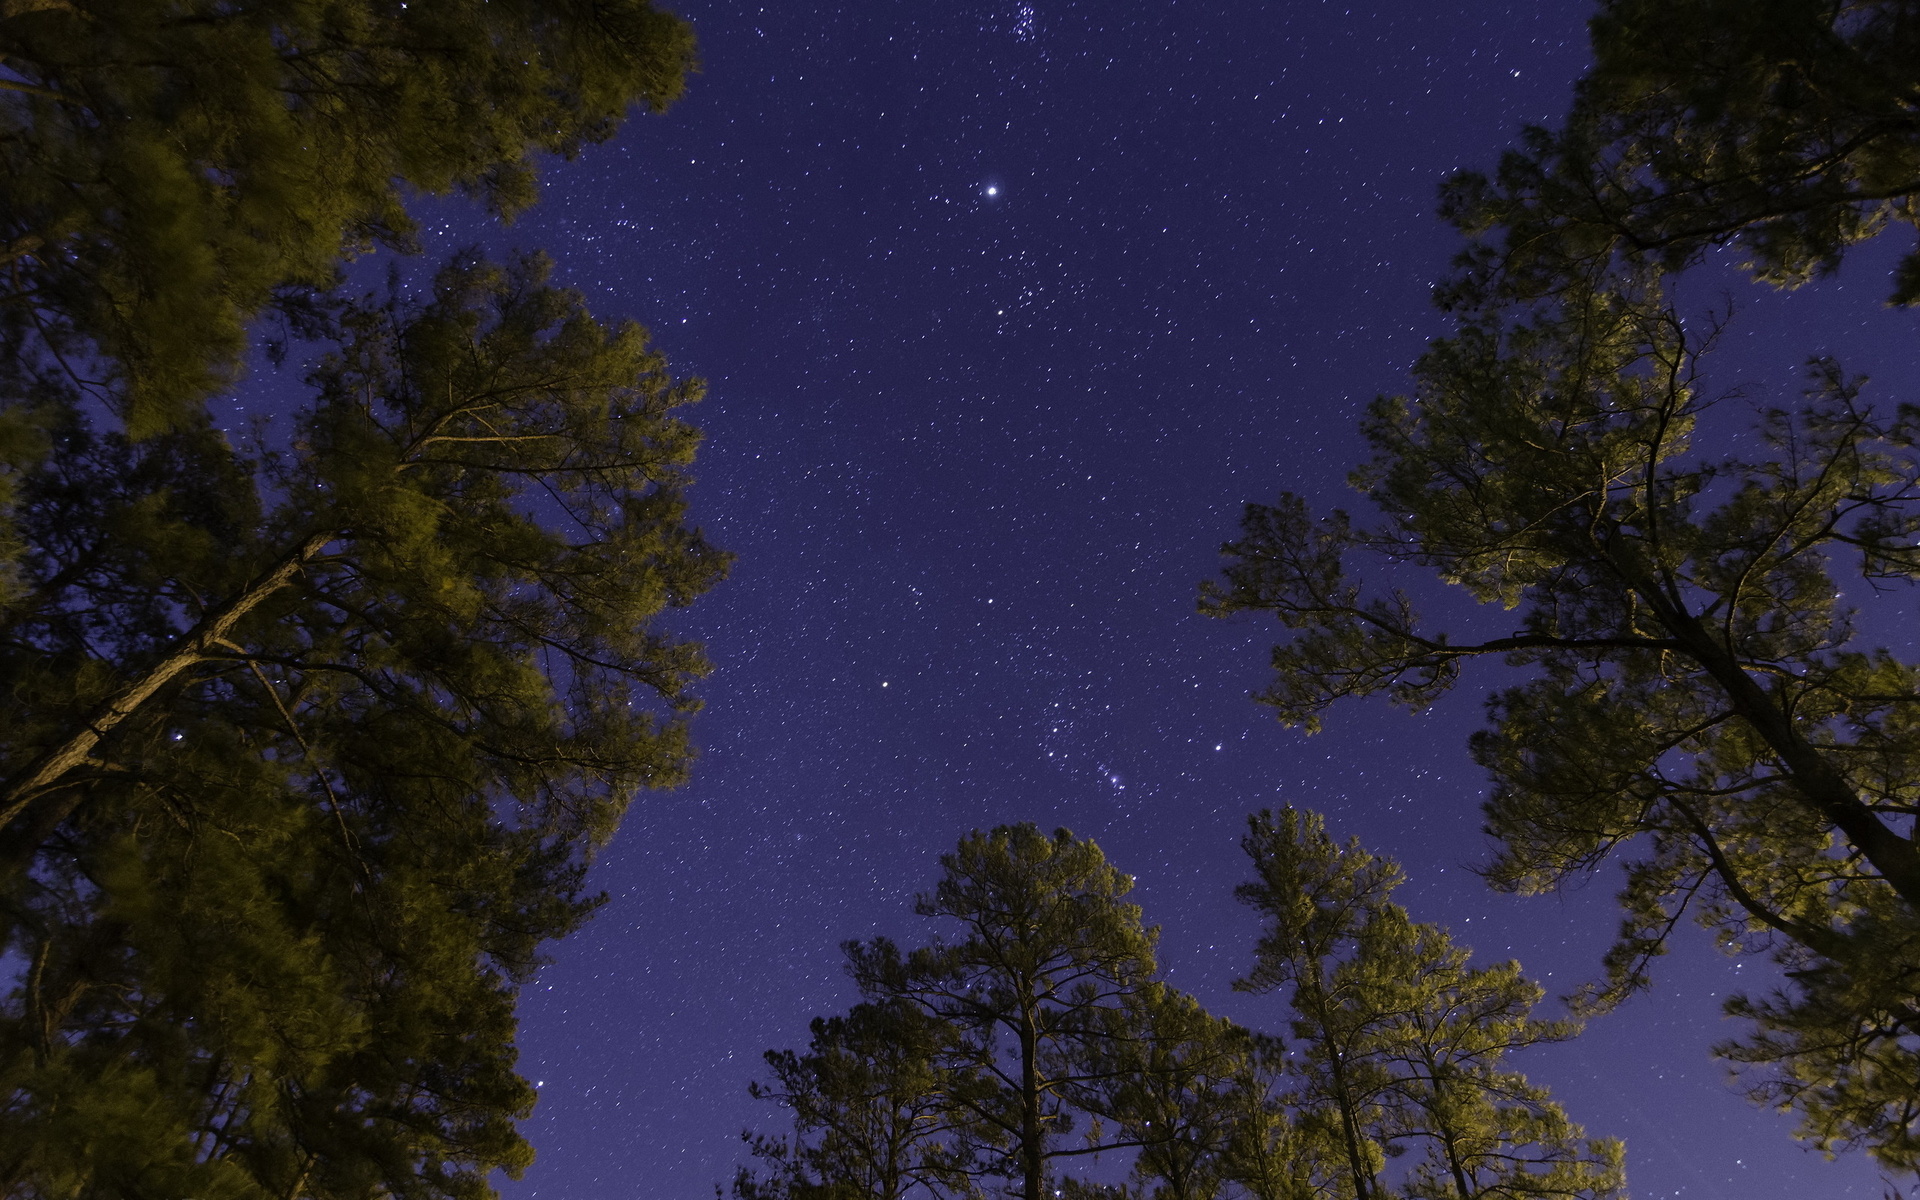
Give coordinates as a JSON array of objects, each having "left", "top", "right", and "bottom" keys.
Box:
[
  {"left": 741, "top": 820, "right": 1620, "bottom": 1200},
  {"left": 0, "top": 253, "right": 727, "bottom": 1198},
  {"left": 735, "top": 999, "right": 979, "bottom": 1200},
  {"left": 1068, "top": 983, "right": 1257, "bottom": 1200},
  {"left": 1237, "top": 809, "right": 1624, "bottom": 1200},
  {"left": 1235, "top": 809, "right": 1399, "bottom": 1200},
  {"left": 849, "top": 826, "right": 1161, "bottom": 1200}
]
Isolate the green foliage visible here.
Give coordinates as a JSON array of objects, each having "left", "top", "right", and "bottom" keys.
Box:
[
  {"left": 1236, "top": 808, "right": 1400, "bottom": 1200},
  {"left": 1718, "top": 896, "right": 1920, "bottom": 1167},
  {"left": 0, "top": 0, "right": 714, "bottom": 1190},
  {"left": 0, "top": 0, "right": 696, "bottom": 431},
  {"left": 1237, "top": 809, "right": 1625, "bottom": 1200},
  {"left": 0, "top": 253, "right": 728, "bottom": 1198},
  {"left": 747, "top": 825, "right": 1237, "bottom": 1200},
  {"left": 1213, "top": 1052, "right": 1332, "bottom": 1200},
  {"left": 735, "top": 999, "right": 980, "bottom": 1200},
  {"left": 850, "top": 825, "right": 1161, "bottom": 1200},
  {"left": 1440, "top": 0, "right": 1920, "bottom": 305},
  {"left": 742, "top": 822, "right": 1620, "bottom": 1200},
  {"left": 1069, "top": 983, "right": 1271, "bottom": 1200},
  {"left": 1204, "top": 0, "right": 1920, "bottom": 1172},
  {"left": 1205, "top": 269, "right": 1920, "bottom": 1168}
]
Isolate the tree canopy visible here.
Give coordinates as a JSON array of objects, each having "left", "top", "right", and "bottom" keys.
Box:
[
  {"left": 740, "top": 820, "right": 1619, "bottom": 1200},
  {"left": 735, "top": 998, "right": 976, "bottom": 1200},
  {"left": 0, "top": 253, "right": 727, "bottom": 1198},
  {"left": 1441, "top": 0, "right": 1920, "bottom": 306},
  {"left": 0, "top": 0, "right": 696, "bottom": 432},
  {"left": 1204, "top": 0, "right": 1920, "bottom": 1174},
  {"left": 848, "top": 825, "right": 1163, "bottom": 1200},
  {"left": 0, "top": 0, "right": 717, "bottom": 1191},
  {"left": 1237, "top": 809, "right": 1624, "bottom": 1200}
]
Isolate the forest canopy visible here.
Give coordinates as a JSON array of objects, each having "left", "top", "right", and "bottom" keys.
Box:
[
  {"left": 735, "top": 820, "right": 1623, "bottom": 1200},
  {"left": 0, "top": 0, "right": 696, "bottom": 433},
  {"left": 0, "top": 2, "right": 722, "bottom": 1196}
]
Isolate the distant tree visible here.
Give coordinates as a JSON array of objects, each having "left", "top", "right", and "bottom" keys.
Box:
[
  {"left": 1236, "top": 809, "right": 1623, "bottom": 1200},
  {"left": 753, "top": 829, "right": 1320, "bottom": 1200},
  {"left": 1440, "top": 0, "right": 1920, "bottom": 305},
  {"left": 1234, "top": 809, "right": 1399, "bottom": 1200},
  {"left": 1214, "top": 1044, "right": 1334, "bottom": 1200},
  {"left": 0, "top": 0, "right": 695, "bottom": 431},
  {"left": 1077, "top": 989, "right": 1343, "bottom": 1200},
  {"left": 0, "top": 252, "right": 727, "bottom": 1198},
  {"left": 1358, "top": 910, "right": 1625, "bottom": 1199},
  {"left": 735, "top": 999, "right": 979, "bottom": 1200},
  {"left": 1069, "top": 983, "right": 1254, "bottom": 1200},
  {"left": 849, "top": 826, "right": 1162, "bottom": 1200},
  {"left": 745, "top": 821, "right": 1614, "bottom": 1200}
]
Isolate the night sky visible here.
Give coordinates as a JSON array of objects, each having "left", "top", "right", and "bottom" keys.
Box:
[{"left": 381, "top": 2, "right": 1915, "bottom": 1196}]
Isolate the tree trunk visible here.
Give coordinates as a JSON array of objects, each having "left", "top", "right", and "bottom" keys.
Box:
[
  {"left": 1622, "top": 559, "right": 1920, "bottom": 911},
  {"left": 1021, "top": 1002, "right": 1042, "bottom": 1200},
  {"left": 1301, "top": 973, "right": 1375, "bottom": 1200}
]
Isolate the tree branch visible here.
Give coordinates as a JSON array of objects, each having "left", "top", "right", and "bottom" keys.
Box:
[{"left": 0, "top": 529, "right": 336, "bottom": 831}]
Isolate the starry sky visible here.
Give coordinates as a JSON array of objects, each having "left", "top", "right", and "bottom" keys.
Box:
[{"left": 390, "top": 2, "right": 1917, "bottom": 1197}]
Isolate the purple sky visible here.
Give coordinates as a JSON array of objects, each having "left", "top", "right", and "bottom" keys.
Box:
[{"left": 378, "top": 3, "right": 1917, "bottom": 1196}]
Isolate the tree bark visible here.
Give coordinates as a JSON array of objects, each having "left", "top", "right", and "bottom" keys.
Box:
[
  {"left": 0, "top": 530, "right": 335, "bottom": 832},
  {"left": 1301, "top": 973, "right": 1376, "bottom": 1200},
  {"left": 1021, "top": 1001, "right": 1041, "bottom": 1200}
]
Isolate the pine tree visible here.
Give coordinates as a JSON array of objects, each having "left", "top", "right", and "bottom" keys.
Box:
[
  {"left": 1069, "top": 983, "right": 1253, "bottom": 1200},
  {"left": 1416, "top": 5, "right": 1920, "bottom": 1163},
  {"left": 1214, "top": 1044, "right": 1334, "bottom": 1200},
  {"left": 735, "top": 999, "right": 979, "bottom": 1200},
  {"left": 0, "top": 0, "right": 696, "bottom": 431},
  {"left": 0, "top": 252, "right": 727, "bottom": 1198},
  {"left": 0, "top": 2, "right": 719, "bottom": 1192},
  {"left": 750, "top": 828, "right": 1294, "bottom": 1200},
  {"left": 1236, "top": 809, "right": 1624, "bottom": 1200},
  {"left": 849, "top": 826, "right": 1161, "bottom": 1200},
  {"left": 741, "top": 821, "right": 1612, "bottom": 1200},
  {"left": 1235, "top": 809, "right": 1400, "bottom": 1200},
  {"left": 1440, "top": 0, "right": 1920, "bottom": 306},
  {"left": 1205, "top": 3, "right": 1920, "bottom": 1150},
  {"left": 825, "top": 829, "right": 1152, "bottom": 1198},
  {"left": 1354, "top": 909, "right": 1625, "bottom": 1200},
  {"left": 1203, "top": 259, "right": 1920, "bottom": 1168}
]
